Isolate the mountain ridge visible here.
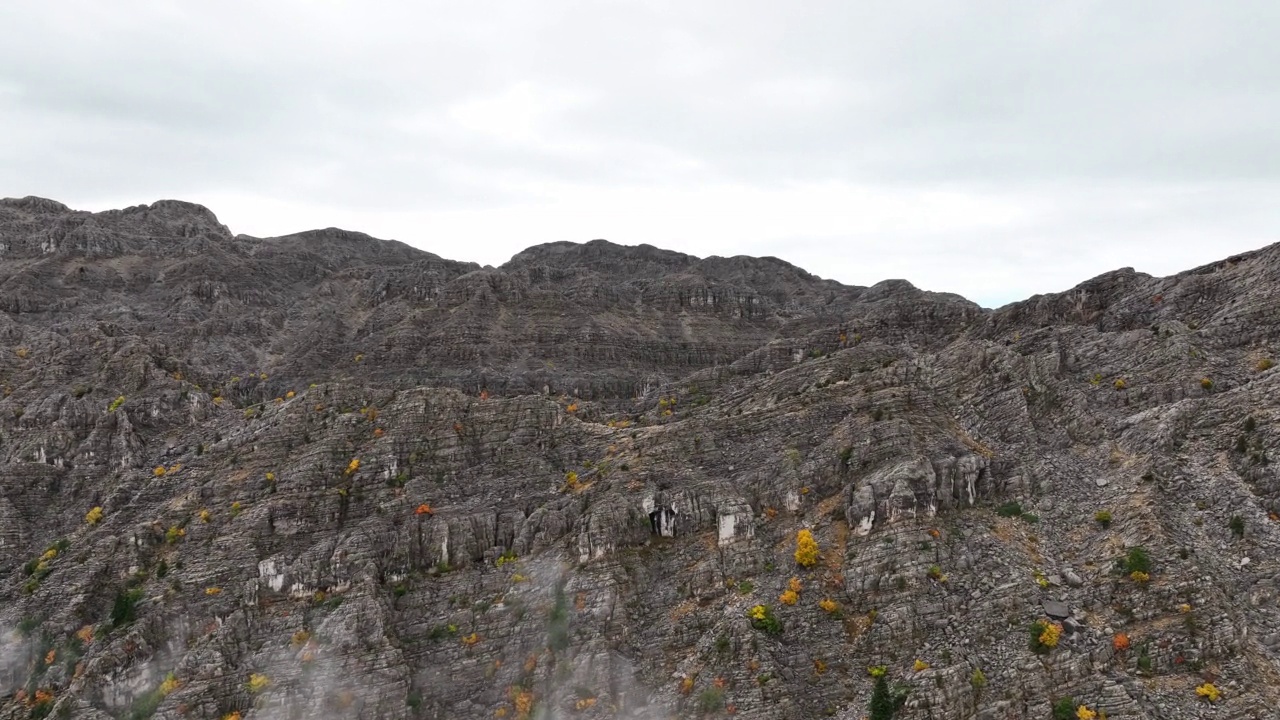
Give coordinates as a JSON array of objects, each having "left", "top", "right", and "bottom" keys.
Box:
[{"left": 1, "top": 197, "right": 1278, "bottom": 720}]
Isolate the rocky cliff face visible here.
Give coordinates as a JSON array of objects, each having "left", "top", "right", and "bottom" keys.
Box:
[{"left": 1, "top": 197, "right": 1278, "bottom": 720}]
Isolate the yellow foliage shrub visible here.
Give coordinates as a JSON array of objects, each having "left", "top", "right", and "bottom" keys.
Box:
[
  {"left": 514, "top": 689, "right": 534, "bottom": 719},
  {"left": 1195, "top": 683, "right": 1220, "bottom": 702},
  {"left": 795, "top": 529, "right": 819, "bottom": 567},
  {"left": 85, "top": 507, "right": 103, "bottom": 525},
  {"left": 153, "top": 466, "right": 167, "bottom": 477},
  {"left": 818, "top": 598, "right": 839, "bottom": 613},
  {"left": 779, "top": 589, "right": 798, "bottom": 605},
  {"left": 1038, "top": 622, "right": 1062, "bottom": 648},
  {"left": 247, "top": 673, "right": 270, "bottom": 693}
]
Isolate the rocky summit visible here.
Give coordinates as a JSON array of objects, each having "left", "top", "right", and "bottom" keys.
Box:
[{"left": 1, "top": 197, "right": 1278, "bottom": 720}]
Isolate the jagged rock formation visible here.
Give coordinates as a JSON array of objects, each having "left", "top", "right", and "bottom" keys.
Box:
[{"left": 1, "top": 197, "right": 1278, "bottom": 720}]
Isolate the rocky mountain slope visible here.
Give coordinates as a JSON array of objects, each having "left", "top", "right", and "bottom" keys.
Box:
[{"left": 1, "top": 196, "right": 1278, "bottom": 720}]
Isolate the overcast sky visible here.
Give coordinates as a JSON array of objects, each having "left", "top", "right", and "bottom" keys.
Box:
[{"left": 2, "top": 2, "right": 1278, "bottom": 307}]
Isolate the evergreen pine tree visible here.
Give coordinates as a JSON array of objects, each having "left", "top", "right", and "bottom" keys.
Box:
[{"left": 870, "top": 675, "right": 895, "bottom": 720}]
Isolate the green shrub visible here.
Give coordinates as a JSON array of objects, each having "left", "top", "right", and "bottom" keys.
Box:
[
  {"left": 1123, "top": 546, "right": 1152, "bottom": 575},
  {"left": 1094, "top": 510, "right": 1112, "bottom": 528},
  {"left": 697, "top": 687, "right": 724, "bottom": 713},
  {"left": 747, "top": 604, "right": 783, "bottom": 635},
  {"left": 1137, "top": 647, "right": 1153, "bottom": 673},
  {"left": 549, "top": 582, "right": 570, "bottom": 651},
  {"left": 1229, "top": 515, "right": 1245, "bottom": 538},
  {"left": 1052, "top": 697, "right": 1076, "bottom": 720},
  {"left": 110, "top": 588, "right": 144, "bottom": 629},
  {"left": 128, "top": 687, "right": 164, "bottom": 720},
  {"left": 996, "top": 501, "right": 1023, "bottom": 518}
]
